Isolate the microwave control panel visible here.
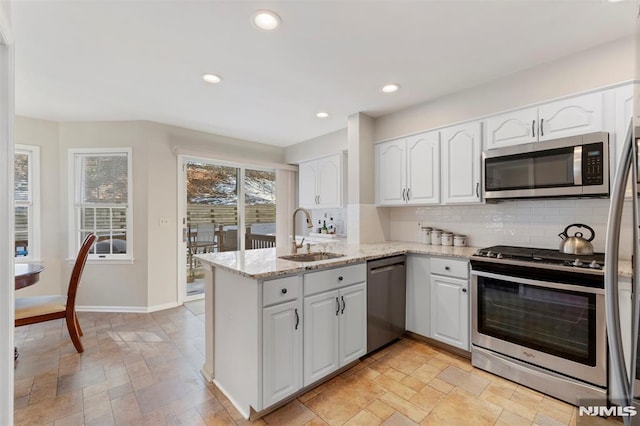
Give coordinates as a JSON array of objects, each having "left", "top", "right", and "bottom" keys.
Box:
[{"left": 583, "top": 143, "right": 603, "bottom": 186}]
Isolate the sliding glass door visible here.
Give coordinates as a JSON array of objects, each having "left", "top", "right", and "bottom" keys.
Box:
[{"left": 179, "top": 156, "right": 276, "bottom": 300}]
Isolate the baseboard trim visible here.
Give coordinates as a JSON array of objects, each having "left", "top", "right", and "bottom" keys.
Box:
[{"left": 76, "top": 301, "right": 180, "bottom": 314}]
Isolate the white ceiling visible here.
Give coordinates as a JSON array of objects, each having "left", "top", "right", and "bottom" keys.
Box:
[{"left": 11, "top": 1, "right": 639, "bottom": 147}]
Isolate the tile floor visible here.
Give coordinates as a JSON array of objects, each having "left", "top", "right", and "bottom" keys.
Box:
[{"left": 13, "top": 301, "right": 620, "bottom": 426}]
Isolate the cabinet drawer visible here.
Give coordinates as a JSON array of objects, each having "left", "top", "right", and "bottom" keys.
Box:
[
  {"left": 304, "top": 263, "right": 366, "bottom": 296},
  {"left": 431, "top": 257, "right": 469, "bottom": 279},
  {"left": 263, "top": 276, "right": 300, "bottom": 307}
]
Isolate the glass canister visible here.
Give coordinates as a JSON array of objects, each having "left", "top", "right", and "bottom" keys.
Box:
[
  {"left": 441, "top": 232, "right": 453, "bottom": 246},
  {"left": 421, "top": 227, "right": 432, "bottom": 244},
  {"left": 453, "top": 234, "right": 467, "bottom": 247},
  {"left": 430, "top": 229, "right": 442, "bottom": 245}
]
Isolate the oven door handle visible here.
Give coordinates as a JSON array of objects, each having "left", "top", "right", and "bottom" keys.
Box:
[{"left": 471, "top": 270, "right": 604, "bottom": 295}]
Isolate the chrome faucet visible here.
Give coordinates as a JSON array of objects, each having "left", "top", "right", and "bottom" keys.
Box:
[{"left": 292, "top": 207, "right": 313, "bottom": 254}]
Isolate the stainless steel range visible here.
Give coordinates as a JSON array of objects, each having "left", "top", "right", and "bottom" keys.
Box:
[{"left": 470, "top": 245, "right": 607, "bottom": 405}]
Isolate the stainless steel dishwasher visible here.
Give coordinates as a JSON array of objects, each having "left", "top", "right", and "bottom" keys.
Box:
[{"left": 367, "top": 255, "right": 406, "bottom": 353}]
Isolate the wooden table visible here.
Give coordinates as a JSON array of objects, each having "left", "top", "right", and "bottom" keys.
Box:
[
  {"left": 15, "top": 263, "right": 44, "bottom": 290},
  {"left": 14, "top": 263, "right": 44, "bottom": 361}
]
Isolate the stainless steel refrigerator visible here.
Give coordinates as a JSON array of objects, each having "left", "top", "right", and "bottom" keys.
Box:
[{"left": 606, "top": 121, "right": 640, "bottom": 425}]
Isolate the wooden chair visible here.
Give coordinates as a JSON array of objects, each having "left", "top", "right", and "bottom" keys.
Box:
[{"left": 15, "top": 233, "right": 96, "bottom": 353}]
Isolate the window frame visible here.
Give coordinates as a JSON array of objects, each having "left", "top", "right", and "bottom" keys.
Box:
[
  {"left": 68, "top": 147, "right": 133, "bottom": 262},
  {"left": 14, "top": 144, "right": 40, "bottom": 263}
]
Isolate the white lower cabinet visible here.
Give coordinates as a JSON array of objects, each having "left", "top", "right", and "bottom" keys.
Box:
[
  {"left": 303, "top": 264, "right": 367, "bottom": 386},
  {"left": 405, "top": 255, "right": 430, "bottom": 337},
  {"left": 303, "top": 289, "right": 340, "bottom": 385},
  {"left": 429, "top": 258, "right": 470, "bottom": 351},
  {"left": 339, "top": 283, "right": 367, "bottom": 366},
  {"left": 262, "top": 276, "right": 303, "bottom": 408},
  {"left": 262, "top": 299, "right": 302, "bottom": 407}
]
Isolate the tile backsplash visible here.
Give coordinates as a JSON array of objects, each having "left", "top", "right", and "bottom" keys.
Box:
[{"left": 389, "top": 198, "right": 634, "bottom": 259}]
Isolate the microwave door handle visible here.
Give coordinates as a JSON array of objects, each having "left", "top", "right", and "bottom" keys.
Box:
[
  {"left": 630, "top": 126, "right": 640, "bottom": 402},
  {"left": 573, "top": 146, "right": 582, "bottom": 186}
]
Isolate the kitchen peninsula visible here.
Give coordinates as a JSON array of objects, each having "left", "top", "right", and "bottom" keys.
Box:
[{"left": 195, "top": 241, "right": 476, "bottom": 419}]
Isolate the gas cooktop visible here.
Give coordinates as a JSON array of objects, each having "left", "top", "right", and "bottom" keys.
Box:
[{"left": 473, "top": 245, "right": 605, "bottom": 270}]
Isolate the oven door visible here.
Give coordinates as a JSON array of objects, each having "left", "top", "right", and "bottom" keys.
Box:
[{"left": 471, "top": 270, "right": 606, "bottom": 387}]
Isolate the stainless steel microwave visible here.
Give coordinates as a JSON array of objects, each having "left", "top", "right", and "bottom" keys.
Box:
[{"left": 483, "top": 132, "right": 609, "bottom": 200}]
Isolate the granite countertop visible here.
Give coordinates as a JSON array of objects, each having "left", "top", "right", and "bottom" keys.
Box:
[
  {"left": 196, "top": 240, "right": 635, "bottom": 280},
  {"left": 195, "top": 241, "right": 477, "bottom": 279}
]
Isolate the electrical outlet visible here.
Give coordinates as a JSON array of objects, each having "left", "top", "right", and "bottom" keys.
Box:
[{"left": 159, "top": 217, "right": 169, "bottom": 226}]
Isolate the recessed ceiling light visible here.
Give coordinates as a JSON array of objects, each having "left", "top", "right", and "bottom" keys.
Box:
[
  {"left": 381, "top": 83, "right": 400, "bottom": 93},
  {"left": 316, "top": 112, "right": 329, "bottom": 119},
  {"left": 202, "top": 74, "right": 222, "bottom": 84},
  {"left": 607, "top": 0, "right": 624, "bottom": 2},
  {"left": 252, "top": 10, "right": 281, "bottom": 31}
]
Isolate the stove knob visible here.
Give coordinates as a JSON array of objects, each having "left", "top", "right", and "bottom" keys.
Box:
[
  {"left": 496, "top": 253, "right": 503, "bottom": 259},
  {"left": 573, "top": 258, "right": 583, "bottom": 267},
  {"left": 589, "top": 260, "right": 601, "bottom": 269},
  {"left": 486, "top": 251, "right": 494, "bottom": 258}
]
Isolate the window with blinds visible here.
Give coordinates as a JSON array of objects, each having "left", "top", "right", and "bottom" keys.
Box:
[
  {"left": 70, "top": 148, "right": 132, "bottom": 260},
  {"left": 14, "top": 145, "right": 40, "bottom": 261}
]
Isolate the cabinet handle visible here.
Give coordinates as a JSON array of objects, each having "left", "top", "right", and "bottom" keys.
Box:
[
  {"left": 402, "top": 188, "right": 406, "bottom": 201},
  {"left": 295, "top": 308, "right": 299, "bottom": 330},
  {"left": 338, "top": 276, "right": 343, "bottom": 281},
  {"left": 317, "top": 195, "right": 320, "bottom": 204},
  {"left": 341, "top": 296, "right": 346, "bottom": 314},
  {"left": 462, "top": 288, "right": 467, "bottom": 293},
  {"left": 336, "top": 297, "right": 340, "bottom": 316},
  {"left": 445, "top": 266, "right": 450, "bottom": 271},
  {"left": 281, "top": 288, "right": 287, "bottom": 294},
  {"left": 540, "top": 118, "right": 544, "bottom": 137},
  {"left": 475, "top": 182, "right": 480, "bottom": 197},
  {"left": 532, "top": 120, "right": 535, "bottom": 138},
  {"left": 407, "top": 187, "right": 410, "bottom": 201}
]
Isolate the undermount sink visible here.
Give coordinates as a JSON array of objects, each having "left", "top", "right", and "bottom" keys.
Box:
[{"left": 279, "top": 252, "right": 345, "bottom": 262}]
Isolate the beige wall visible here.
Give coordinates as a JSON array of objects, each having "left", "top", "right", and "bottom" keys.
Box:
[
  {"left": 15, "top": 118, "right": 286, "bottom": 310},
  {"left": 375, "top": 35, "right": 637, "bottom": 142},
  {"left": 284, "top": 128, "right": 347, "bottom": 164}
]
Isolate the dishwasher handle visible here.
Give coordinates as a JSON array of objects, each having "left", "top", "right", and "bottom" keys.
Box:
[{"left": 369, "top": 263, "right": 405, "bottom": 274}]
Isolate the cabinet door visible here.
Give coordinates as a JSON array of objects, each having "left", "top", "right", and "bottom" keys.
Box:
[
  {"left": 538, "top": 92, "right": 604, "bottom": 141},
  {"left": 376, "top": 139, "right": 407, "bottom": 205},
  {"left": 303, "top": 290, "right": 340, "bottom": 386},
  {"left": 485, "top": 107, "right": 538, "bottom": 149},
  {"left": 430, "top": 275, "right": 469, "bottom": 351},
  {"left": 442, "top": 122, "right": 482, "bottom": 204},
  {"left": 263, "top": 300, "right": 302, "bottom": 407},
  {"left": 406, "top": 255, "right": 430, "bottom": 337},
  {"left": 316, "top": 154, "right": 343, "bottom": 208},
  {"left": 298, "top": 160, "right": 318, "bottom": 208},
  {"left": 406, "top": 131, "right": 440, "bottom": 205},
  {"left": 339, "top": 282, "right": 367, "bottom": 366}
]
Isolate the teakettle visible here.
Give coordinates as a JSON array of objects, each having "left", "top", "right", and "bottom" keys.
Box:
[{"left": 558, "top": 223, "right": 595, "bottom": 255}]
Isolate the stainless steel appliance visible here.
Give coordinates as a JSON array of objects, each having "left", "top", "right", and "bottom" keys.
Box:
[
  {"left": 484, "top": 132, "right": 609, "bottom": 200},
  {"left": 367, "top": 255, "right": 406, "bottom": 353},
  {"left": 470, "top": 245, "right": 607, "bottom": 405},
  {"left": 605, "top": 122, "right": 640, "bottom": 425}
]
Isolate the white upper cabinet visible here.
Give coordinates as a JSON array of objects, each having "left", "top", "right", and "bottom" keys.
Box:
[
  {"left": 485, "top": 107, "right": 537, "bottom": 149},
  {"left": 298, "top": 153, "right": 345, "bottom": 209},
  {"left": 407, "top": 132, "right": 441, "bottom": 204},
  {"left": 538, "top": 92, "right": 603, "bottom": 141},
  {"left": 376, "top": 139, "right": 406, "bottom": 206},
  {"left": 441, "top": 122, "right": 482, "bottom": 204},
  {"left": 375, "top": 130, "right": 440, "bottom": 206},
  {"left": 486, "top": 91, "right": 605, "bottom": 150}
]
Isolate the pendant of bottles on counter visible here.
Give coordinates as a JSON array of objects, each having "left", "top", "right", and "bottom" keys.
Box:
[{"left": 421, "top": 227, "right": 467, "bottom": 247}]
